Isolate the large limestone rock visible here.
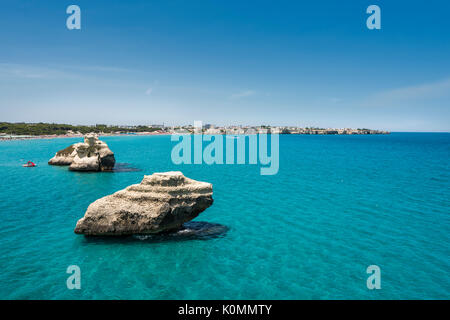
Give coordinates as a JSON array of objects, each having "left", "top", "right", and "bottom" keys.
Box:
[
  {"left": 74, "top": 172, "right": 214, "bottom": 236},
  {"left": 48, "top": 134, "right": 115, "bottom": 171}
]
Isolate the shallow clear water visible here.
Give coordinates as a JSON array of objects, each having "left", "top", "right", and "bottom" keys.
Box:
[{"left": 0, "top": 133, "right": 448, "bottom": 299}]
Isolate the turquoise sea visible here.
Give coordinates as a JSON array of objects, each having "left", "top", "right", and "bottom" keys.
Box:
[{"left": 0, "top": 133, "right": 448, "bottom": 299}]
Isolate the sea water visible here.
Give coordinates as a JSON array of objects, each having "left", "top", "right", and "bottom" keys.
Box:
[{"left": 0, "top": 133, "right": 448, "bottom": 299}]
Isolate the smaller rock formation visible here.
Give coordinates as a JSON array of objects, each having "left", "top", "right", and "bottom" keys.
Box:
[
  {"left": 48, "top": 134, "right": 115, "bottom": 171},
  {"left": 74, "top": 171, "right": 213, "bottom": 236}
]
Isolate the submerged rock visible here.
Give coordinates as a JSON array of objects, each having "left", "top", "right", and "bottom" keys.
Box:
[
  {"left": 48, "top": 134, "right": 115, "bottom": 171},
  {"left": 132, "top": 221, "right": 228, "bottom": 242},
  {"left": 74, "top": 171, "right": 213, "bottom": 236}
]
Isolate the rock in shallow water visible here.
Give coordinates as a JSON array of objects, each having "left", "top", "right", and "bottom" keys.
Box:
[
  {"left": 48, "top": 134, "right": 115, "bottom": 171},
  {"left": 74, "top": 171, "right": 213, "bottom": 236}
]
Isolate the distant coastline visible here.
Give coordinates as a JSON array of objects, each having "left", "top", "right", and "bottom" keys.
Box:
[{"left": 0, "top": 122, "right": 390, "bottom": 141}]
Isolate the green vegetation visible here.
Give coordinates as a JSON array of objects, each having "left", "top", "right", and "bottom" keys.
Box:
[
  {"left": 0, "top": 122, "right": 162, "bottom": 136},
  {"left": 56, "top": 145, "right": 75, "bottom": 156}
]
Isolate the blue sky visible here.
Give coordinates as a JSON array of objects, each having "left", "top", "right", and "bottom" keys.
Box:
[{"left": 0, "top": 0, "right": 449, "bottom": 131}]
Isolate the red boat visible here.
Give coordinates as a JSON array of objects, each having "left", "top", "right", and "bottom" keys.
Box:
[{"left": 23, "top": 161, "right": 36, "bottom": 167}]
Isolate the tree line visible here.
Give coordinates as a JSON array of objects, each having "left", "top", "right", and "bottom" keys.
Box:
[{"left": 0, "top": 122, "right": 162, "bottom": 136}]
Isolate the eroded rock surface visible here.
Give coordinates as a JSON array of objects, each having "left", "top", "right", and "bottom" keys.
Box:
[{"left": 74, "top": 171, "right": 213, "bottom": 235}]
